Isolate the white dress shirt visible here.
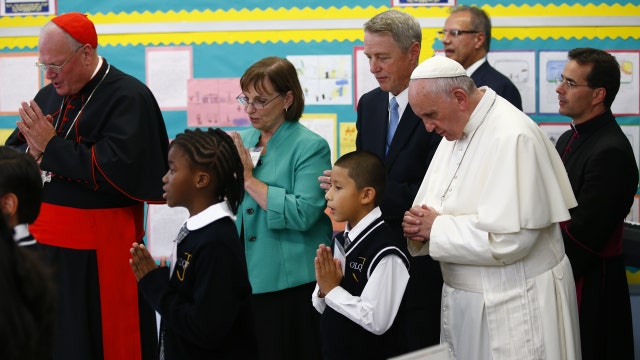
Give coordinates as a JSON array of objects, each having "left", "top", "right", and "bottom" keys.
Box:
[{"left": 312, "top": 207, "right": 410, "bottom": 335}]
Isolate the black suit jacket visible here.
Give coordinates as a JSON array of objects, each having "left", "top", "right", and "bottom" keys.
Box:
[
  {"left": 471, "top": 61, "right": 523, "bottom": 111},
  {"left": 355, "top": 87, "right": 442, "bottom": 350},
  {"left": 356, "top": 88, "right": 441, "bottom": 224}
]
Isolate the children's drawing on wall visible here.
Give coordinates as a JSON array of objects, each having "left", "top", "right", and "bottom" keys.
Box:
[
  {"left": 339, "top": 122, "right": 357, "bottom": 157},
  {"left": 287, "top": 55, "right": 352, "bottom": 105},
  {"left": 539, "top": 123, "right": 571, "bottom": 146},
  {"left": 187, "top": 78, "right": 248, "bottom": 127},
  {"left": 610, "top": 51, "right": 640, "bottom": 116},
  {"left": 300, "top": 113, "right": 337, "bottom": 163},
  {"left": 539, "top": 51, "right": 569, "bottom": 114},
  {"left": 146, "top": 46, "right": 193, "bottom": 110},
  {"left": 1, "top": 0, "right": 55, "bottom": 16},
  {"left": 621, "top": 125, "right": 640, "bottom": 169},
  {"left": 146, "top": 203, "right": 189, "bottom": 262},
  {"left": 540, "top": 50, "right": 640, "bottom": 116},
  {"left": 353, "top": 46, "right": 379, "bottom": 110},
  {"left": 487, "top": 50, "right": 536, "bottom": 114},
  {"left": 626, "top": 196, "right": 639, "bottom": 223},
  {"left": 0, "top": 53, "right": 40, "bottom": 114}
]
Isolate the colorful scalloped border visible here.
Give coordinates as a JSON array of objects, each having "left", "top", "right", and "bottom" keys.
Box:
[{"left": 1, "top": 5, "right": 638, "bottom": 49}]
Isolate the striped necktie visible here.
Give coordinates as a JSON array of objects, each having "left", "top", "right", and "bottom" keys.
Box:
[{"left": 169, "top": 224, "right": 189, "bottom": 277}]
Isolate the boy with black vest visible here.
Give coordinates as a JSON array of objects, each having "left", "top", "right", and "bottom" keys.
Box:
[{"left": 312, "top": 150, "right": 410, "bottom": 359}]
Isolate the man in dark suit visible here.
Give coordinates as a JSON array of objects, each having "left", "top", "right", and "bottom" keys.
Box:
[
  {"left": 555, "top": 47, "right": 636, "bottom": 360},
  {"left": 440, "top": 5, "right": 523, "bottom": 110},
  {"left": 320, "top": 10, "right": 442, "bottom": 353}
]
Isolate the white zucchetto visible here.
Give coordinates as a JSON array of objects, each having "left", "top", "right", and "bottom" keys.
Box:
[{"left": 411, "top": 55, "right": 467, "bottom": 79}]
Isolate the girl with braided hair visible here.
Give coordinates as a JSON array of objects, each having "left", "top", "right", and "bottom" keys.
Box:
[{"left": 129, "top": 128, "right": 258, "bottom": 359}]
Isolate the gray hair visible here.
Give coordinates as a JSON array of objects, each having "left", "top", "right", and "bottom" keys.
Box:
[
  {"left": 364, "top": 10, "right": 422, "bottom": 53},
  {"left": 429, "top": 76, "right": 477, "bottom": 97}
]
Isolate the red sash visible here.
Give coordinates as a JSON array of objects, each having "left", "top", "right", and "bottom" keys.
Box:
[{"left": 31, "top": 202, "right": 145, "bottom": 360}]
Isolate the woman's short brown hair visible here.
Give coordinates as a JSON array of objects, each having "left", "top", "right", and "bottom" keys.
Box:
[{"left": 240, "top": 56, "right": 304, "bottom": 122}]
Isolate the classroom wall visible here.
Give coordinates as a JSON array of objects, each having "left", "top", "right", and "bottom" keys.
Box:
[
  {"left": 2, "top": 1, "right": 639, "bottom": 141},
  {"left": 1, "top": 2, "right": 640, "bottom": 354},
  {"left": 3, "top": 1, "right": 639, "bottom": 218}
]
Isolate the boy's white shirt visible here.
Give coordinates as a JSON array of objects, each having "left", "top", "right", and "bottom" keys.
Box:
[{"left": 311, "top": 206, "right": 410, "bottom": 335}]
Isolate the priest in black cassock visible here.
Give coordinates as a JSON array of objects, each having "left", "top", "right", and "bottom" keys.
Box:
[
  {"left": 5, "top": 12, "right": 169, "bottom": 360},
  {"left": 555, "top": 47, "right": 636, "bottom": 360}
]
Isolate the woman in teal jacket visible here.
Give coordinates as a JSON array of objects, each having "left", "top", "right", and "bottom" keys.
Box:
[{"left": 231, "top": 56, "right": 332, "bottom": 360}]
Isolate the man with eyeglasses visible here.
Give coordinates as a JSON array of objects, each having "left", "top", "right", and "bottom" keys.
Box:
[
  {"left": 5, "top": 12, "right": 168, "bottom": 360},
  {"left": 554, "top": 47, "right": 636, "bottom": 360},
  {"left": 440, "top": 5, "right": 522, "bottom": 110}
]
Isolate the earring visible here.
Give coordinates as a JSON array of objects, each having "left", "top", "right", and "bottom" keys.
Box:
[{"left": 284, "top": 107, "right": 288, "bottom": 113}]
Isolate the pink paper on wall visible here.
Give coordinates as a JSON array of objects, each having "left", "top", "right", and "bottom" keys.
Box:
[{"left": 187, "top": 78, "right": 249, "bottom": 127}]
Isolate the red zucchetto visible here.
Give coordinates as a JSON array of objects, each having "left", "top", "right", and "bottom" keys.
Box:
[{"left": 51, "top": 12, "right": 98, "bottom": 48}]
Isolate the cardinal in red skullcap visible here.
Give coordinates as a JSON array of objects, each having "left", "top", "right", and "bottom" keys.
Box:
[
  {"left": 6, "top": 10, "right": 169, "bottom": 360},
  {"left": 51, "top": 12, "right": 98, "bottom": 48}
]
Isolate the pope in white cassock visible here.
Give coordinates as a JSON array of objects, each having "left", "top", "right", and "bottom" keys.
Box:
[{"left": 402, "top": 56, "right": 581, "bottom": 360}]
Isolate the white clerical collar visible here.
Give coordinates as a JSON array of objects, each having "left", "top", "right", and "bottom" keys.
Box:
[
  {"left": 344, "top": 206, "right": 382, "bottom": 241},
  {"left": 183, "top": 201, "right": 235, "bottom": 231},
  {"left": 91, "top": 56, "right": 104, "bottom": 79},
  {"left": 463, "top": 86, "right": 496, "bottom": 137},
  {"left": 465, "top": 57, "right": 487, "bottom": 77}
]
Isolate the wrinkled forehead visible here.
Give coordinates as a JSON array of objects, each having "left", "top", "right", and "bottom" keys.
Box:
[
  {"left": 444, "top": 11, "right": 472, "bottom": 28},
  {"left": 408, "top": 78, "right": 437, "bottom": 99}
]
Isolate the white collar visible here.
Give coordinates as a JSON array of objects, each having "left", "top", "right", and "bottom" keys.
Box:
[
  {"left": 344, "top": 206, "right": 382, "bottom": 241},
  {"left": 13, "top": 223, "right": 30, "bottom": 241},
  {"left": 183, "top": 201, "right": 235, "bottom": 231},
  {"left": 465, "top": 57, "right": 487, "bottom": 77},
  {"left": 463, "top": 86, "right": 496, "bottom": 137},
  {"left": 91, "top": 56, "right": 104, "bottom": 79},
  {"left": 389, "top": 88, "right": 409, "bottom": 118}
]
